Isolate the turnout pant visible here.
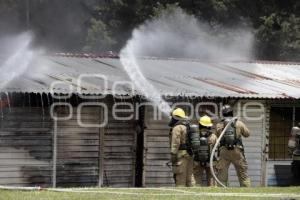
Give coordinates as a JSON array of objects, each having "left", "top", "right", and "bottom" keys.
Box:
[
  {"left": 216, "top": 147, "right": 251, "bottom": 187},
  {"left": 172, "top": 153, "right": 194, "bottom": 187},
  {"left": 193, "top": 162, "right": 215, "bottom": 186}
]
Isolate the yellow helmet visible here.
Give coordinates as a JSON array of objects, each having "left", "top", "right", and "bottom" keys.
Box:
[
  {"left": 172, "top": 108, "right": 186, "bottom": 119},
  {"left": 199, "top": 115, "right": 213, "bottom": 127}
]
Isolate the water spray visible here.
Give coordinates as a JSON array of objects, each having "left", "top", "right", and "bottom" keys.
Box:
[
  {"left": 0, "top": 32, "right": 34, "bottom": 90},
  {"left": 120, "top": 7, "right": 253, "bottom": 115},
  {"left": 120, "top": 43, "right": 171, "bottom": 116},
  {"left": 209, "top": 117, "right": 237, "bottom": 188}
]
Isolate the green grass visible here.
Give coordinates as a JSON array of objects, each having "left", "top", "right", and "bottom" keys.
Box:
[{"left": 0, "top": 187, "right": 300, "bottom": 200}]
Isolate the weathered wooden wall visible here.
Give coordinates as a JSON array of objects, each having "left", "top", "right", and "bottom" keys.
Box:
[
  {"left": 0, "top": 98, "right": 137, "bottom": 187},
  {"left": 143, "top": 100, "right": 266, "bottom": 187},
  {"left": 143, "top": 107, "right": 174, "bottom": 187},
  {"left": 0, "top": 107, "right": 53, "bottom": 187},
  {"left": 228, "top": 100, "right": 265, "bottom": 186},
  {"left": 55, "top": 102, "right": 137, "bottom": 187},
  {"left": 56, "top": 106, "right": 101, "bottom": 187},
  {"left": 103, "top": 101, "right": 137, "bottom": 187},
  {"left": 0, "top": 99, "right": 271, "bottom": 187}
]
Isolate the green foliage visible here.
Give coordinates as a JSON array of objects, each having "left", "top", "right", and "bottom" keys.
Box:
[
  {"left": 257, "top": 12, "right": 300, "bottom": 60},
  {"left": 84, "top": 0, "right": 129, "bottom": 52},
  {"left": 0, "top": 0, "right": 298, "bottom": 61},
  {"left": 83, "top": 18, "right": 116, "bottom": 52},
  {"left": 152, "top": 3, "right": 180, "bottom": 18}
]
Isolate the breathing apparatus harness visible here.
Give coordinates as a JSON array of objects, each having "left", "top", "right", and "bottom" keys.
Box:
[
  {"left": 169, "top": 119, "right": 193, "bottom": 156},
  {"left": 187, "top": 124, "right": 201, "bottom": 159},
  {"left": 194, "top": 129, "right": 211, "bottom": 166},
  {"left": 169, "top": 120, "right": 209, "bottom": 161},
  {"left": 220, "top": 118, "right": 243, "bottom": 150},
  {"left": 209, "top": 117, "right": 238, "bottom": 188},
  {"left": 184, "top": 124, "right": 212, "bottom": 166}
]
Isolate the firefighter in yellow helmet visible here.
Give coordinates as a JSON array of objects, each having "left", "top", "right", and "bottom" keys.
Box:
[
  {"left": 193, "top": 115, "right": 217, "bottom": 186},
  {"left": 216, "top": 105, "right": 251, "bottom": 187},
  {"left": 168, "top": 108, "right": 194, "bottom": 187}
]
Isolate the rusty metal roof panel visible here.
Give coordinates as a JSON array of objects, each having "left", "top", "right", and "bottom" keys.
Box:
[{"left": 1, "top": 55, "right": 300, "bottom": 99}]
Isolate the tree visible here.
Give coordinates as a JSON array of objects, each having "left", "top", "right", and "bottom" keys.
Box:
[
  {"left": 0, "top": 0, "right": 298, "bottom": 61},
  {"left": 256, "top": 10, "right": 300, "bottom": 61},
  {"left": 83, "top": 18, "right": 116, "bottom": 52}
]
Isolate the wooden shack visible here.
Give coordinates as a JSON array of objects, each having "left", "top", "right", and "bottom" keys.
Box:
[
  {"left": 0, "top": 94, "right": 137, "bottom": 187},
  {"left": 0, "top": 54, "right": 299, "bottom": 187}
]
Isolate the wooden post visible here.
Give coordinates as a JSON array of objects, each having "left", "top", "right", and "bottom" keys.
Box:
[
  {"left": 261, "top": 104, "right": 270, "bottom": 186},
  {"left": 132, "top": 122, "right": 137, "bottom": 187},
  {"left": 98, "top": 107, "right": 104, "bottom": 187},
  {"left": 142, "top": 131, "right": 147, "bottom": 187},
  {"left": 52, "top": 120, "right": 57, "bottom": 188},
  {"left": 292, "top": 106, "right": 296, "bottom": 127},
  {"left": 142, "top": 106, "right": 148, "bottom": 187}
]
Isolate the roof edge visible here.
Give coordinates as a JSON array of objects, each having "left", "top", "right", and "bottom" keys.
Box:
[{"left": 49, "top": 53, "right": 300, "bottom": 65}]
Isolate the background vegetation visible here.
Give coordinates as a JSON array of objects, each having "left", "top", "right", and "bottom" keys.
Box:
[{"left": 0, "top": 0, "right": 299, "bottom": 61}]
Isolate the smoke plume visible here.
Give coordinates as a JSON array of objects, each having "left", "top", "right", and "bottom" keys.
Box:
[
  {"left": 126, "top": 8, "right": 253, "bottom": 61},
  {"left": 120, "top": 7, "right": 254, "bottom": 115},
  {"left": 0, "top": 32, "right": 36, "bottom": 90}
]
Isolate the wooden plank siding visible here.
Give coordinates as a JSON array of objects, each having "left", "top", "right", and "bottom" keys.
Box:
[
  {"left": 103, "top": 120, "right": 137, "bottom": 187},
  {"left": 0, "top": 98, "right": 137, "bottom": 188},
  {"left": 143, "top": 106, "right": 174, "bottom": 187},
  {"left": 0, "top": 99, "right": 267, "bottom": 187},
  {"left": 227, "top": 100, "right": 265, "bottom": 186},
  {"left": 55, "top": 101, "right": 137, "bottom": 187},
  {"left": 102, "top": 100, "right": 137, "bottom": 187},
  {"left": 143, "top": 101, "right": 266, "bottom": 187},
  {"left": 55, "top": 107, "right": 101, "bottom": 187},
  {"left": 0, "top": 107, "right": 53, "bottom": 187}
]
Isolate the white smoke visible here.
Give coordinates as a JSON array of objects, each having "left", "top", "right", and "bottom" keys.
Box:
[
  {"left": 120, "top": 7, "right": 254, "bottom": 115},
  {"left": 123, "top": 8, "right": 253, "bottom": 61},
  {"left": 0, "top": 32, "right": 35, "bottom": 90}
]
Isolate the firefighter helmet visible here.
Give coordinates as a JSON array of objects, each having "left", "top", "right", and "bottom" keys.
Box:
[
  {"left": 171, "top": 108, "right": 186, "bottom": 119},
  {"left": 199, "top": 115, "right": 213, "bottom": 127},
  {"left": 222, "top": 104, "right": 233, "bottom": 115}
]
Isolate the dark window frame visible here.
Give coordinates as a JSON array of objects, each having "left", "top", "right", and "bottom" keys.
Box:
[{"left": 269, "top": 106, "right": 300, "bottom": 161}]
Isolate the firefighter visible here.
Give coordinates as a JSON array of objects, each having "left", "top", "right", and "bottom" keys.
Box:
[
  {"left": 168, "top": 108, "right": 194, "bottom": 187},
  {"left": 193, "top": 115, "right": 217, "bottom": 186},
  {"left": 216, "top": 105, "right": 251, "bottom": 187},
  {"left": 288, "top": 122, "right": 300, "bottom": 186}
]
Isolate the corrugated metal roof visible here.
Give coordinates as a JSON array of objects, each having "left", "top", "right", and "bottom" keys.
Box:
[{"left": 1, "top": 53, "right": 300, "bottom": 99}]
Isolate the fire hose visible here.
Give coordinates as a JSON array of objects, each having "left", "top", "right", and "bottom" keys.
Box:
[
  {"left": 0, "top": 185, "right": 42, "bottom": 190},
  {"left": 209, "top": 117, "right": 237, "bottom": 188}
]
